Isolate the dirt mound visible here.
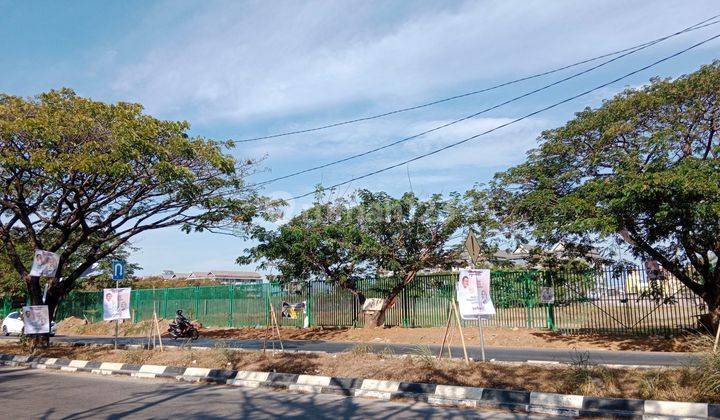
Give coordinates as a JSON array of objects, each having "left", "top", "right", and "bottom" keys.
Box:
[{"left": 57, "top": 317, "right": 173, "bottom": 337}]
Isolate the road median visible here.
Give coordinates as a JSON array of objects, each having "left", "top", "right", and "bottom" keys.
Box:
[{"left": 1, "top": 352, "right": 716, "bottom": 418}]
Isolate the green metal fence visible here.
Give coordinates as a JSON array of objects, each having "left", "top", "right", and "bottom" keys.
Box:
[
  {"left": 0, "top": 297, "right": 11, "bottom": 319},
  {"left": 52, "top": 268, "right": 707, "bottom": 335}
]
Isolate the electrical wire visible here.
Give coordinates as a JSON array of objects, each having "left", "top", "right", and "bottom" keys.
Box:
[
  {"left": 253, "top": 17, "right": 720, "bottom": 187},
  {"left": 287, "top": 32, "right": 720, "bottom": 201},
  {"left": 238, "top": 15, "right": 720, "bottom": 143}
]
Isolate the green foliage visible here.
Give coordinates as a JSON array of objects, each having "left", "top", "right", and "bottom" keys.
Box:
[
  {"left": 490, "top": 62, "right": 720, "bottom": 315},
  {"left": 239, "top": 194, "right": 377, "bottom": 297},
  {"left": 241, "top": 189, "right": 488, "bottom": 324},
  {"left": 0, "top": 89, "right": 272, "bottom": 316},
  {"left": 0, "top": 232, "right": 32, "bottom": 297}
]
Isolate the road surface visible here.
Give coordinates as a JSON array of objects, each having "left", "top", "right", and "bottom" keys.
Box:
[
  {"left": 0, "top": 367, "right": 554, "bottom": 419},
  {"left": 0, "top": 334, "right": 697, "bottom": 366}
]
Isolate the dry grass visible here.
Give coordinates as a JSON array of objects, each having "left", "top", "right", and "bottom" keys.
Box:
[
  {"left": 56, "top": 317, "right": 712, "bottom": 352},
  {"left": 1, "top": 341, "right": 718, "bottom": 403}
]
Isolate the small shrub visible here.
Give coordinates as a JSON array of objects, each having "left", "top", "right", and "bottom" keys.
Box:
[
  {"left": 638, "top": 371, "right": 664, "bottom": 400},
  {"left": 379, "top": 346, "right": 396, "bottom": 358},
  {"left": 694, "top": 351, "right": 720, "bottom": 398},
  {"left": 349, "top": 344, "right": 372, "bottom": 356},
  {"left": 183, "top": 349, "right": 197, "bottom": 366},
  {"left": 18, "top": 332, "right": 32, "bottom": 352},
  {"left": 569, "top": 348, "right": 593, "bottom": 370},
  {"left": 212, "top": 341, "right": 234, "bottom": 366},
  {"left": 124, "top": 349, "right": 151, "bottom": 365},
  {"left": 411, "top": 344, "right": 435, "bottom": 364}
]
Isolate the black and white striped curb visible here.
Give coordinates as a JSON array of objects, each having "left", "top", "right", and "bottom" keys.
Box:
[{"left": 0, "top": 353, "right": 715, "bottom": 418}]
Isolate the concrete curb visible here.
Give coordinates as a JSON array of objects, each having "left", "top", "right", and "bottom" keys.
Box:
[{"left": 0, "top": 353, "right": 714, "bottom": 418}]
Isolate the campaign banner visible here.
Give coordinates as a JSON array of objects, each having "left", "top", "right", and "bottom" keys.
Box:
[
  {"left": 29, "top": 250, "right": 60, "bottom": 278},
  {"left": 281, "top": 301, "right": 306, "bottom": 319},
  {"left": 457, "top": 269, "right": 496, "bottom": 320},
  {"left": 103, "top": 288, "right": 132, "bottom": 321},
  {"left": 22, "top": 305, "right": 50, "bottom": 334}
]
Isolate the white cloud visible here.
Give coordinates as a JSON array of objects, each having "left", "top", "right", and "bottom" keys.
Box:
[{"left": 112, "top": 0, "right": 717, "bottom": 124}]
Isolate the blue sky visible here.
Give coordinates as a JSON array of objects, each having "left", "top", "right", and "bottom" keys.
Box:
[{"left": 1, "top": 0, "right": 718, "bottom": 276}]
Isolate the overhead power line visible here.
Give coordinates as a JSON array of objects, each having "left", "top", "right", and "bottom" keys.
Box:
[
  {"left": 287, "top": 32, "right": 720, "bottom": 201},
  {"left": 253, "top": 16, "right": 720, "bottom": 187},
  {"left": 238, "top": 15, "right": 720, "bottom": 143}
]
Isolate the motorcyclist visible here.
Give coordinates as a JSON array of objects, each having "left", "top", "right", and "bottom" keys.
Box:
[{"left": 174, "top": 310, "right": 190, "bottom": 332}]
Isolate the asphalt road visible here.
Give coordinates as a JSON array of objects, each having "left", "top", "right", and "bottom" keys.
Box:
[
  {"left": 0, "top": 367, "right": 554, "bottom": 419},
  {"left": 0, "top": 334, "right": 697, "bottom": 366}
]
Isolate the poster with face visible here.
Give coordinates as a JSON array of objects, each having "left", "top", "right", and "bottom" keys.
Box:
[
  {"left": 22, "top": 305, "right": 50, "bottom": 334},
  {"left": 29, "top": 250, "right": 60, "bottom": 278},
  {"left": 281, "top": 301, "right": 306, "bottom": 319},
  {"left": 457, "top": 269, "right": 495, "bottom": 320},
  {"left": 103, "top": 288, "right": 132, "bottom": 321}
]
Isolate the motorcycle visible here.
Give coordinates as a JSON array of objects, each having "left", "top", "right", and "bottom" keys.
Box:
[{"left": 168, "top": 320, "right": 200, "bottom": 340}]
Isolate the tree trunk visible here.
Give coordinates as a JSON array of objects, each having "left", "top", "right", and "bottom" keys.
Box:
[
  {"left": 700, "top": 293, "right": 720, "bottom": 334},
  {"left": 24, "top": 275, "right": 52, "bottom": 349},
  {"left": 363, "top": 309, "right": 386, "bottom": 328}
]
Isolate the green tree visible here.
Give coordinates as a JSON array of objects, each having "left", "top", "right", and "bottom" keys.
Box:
[
  {"left": 353, "top": 190, "right": 480, "bottom": 326},
  {"left": 241, "top": 189, "right": 485, "bottom": 327},
  {"left": 490, "top": 63, "right": 720, "bottom": 328},
  {"left": 0, "top": 89, "right": 270, "bottom": 341},
  {"left": 238, "top": 195, "right": 377, "bottom": 303},
  {"left": 0, "top": 231, "right": 141, "bottom": 296}
]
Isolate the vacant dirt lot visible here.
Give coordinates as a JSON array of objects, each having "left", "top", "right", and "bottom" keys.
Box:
[
  {"left": 1, "top": 342, "right": 717, "bottom": 403},
  {"left": 56, "top": 316, "right": 708, "bottom": 352}
]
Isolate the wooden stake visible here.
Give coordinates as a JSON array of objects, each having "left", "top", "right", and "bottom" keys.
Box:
[
  {"left": 269, "top": 303, "right": 284, "bottom": 351},
  {"left": 447, "top": 321, "right": 455, "bottom": 359},
  {"left": 262, "top": 307, "right": 270, "bottom": 353},
  {"left": 438, "top": 304, "right": 453, "bottom": 359},
  {"left": 451, "top": 299, "right": 469, "bottom": 365},
  {"left": 154, "top": 310, "right": 164, "bottom": 352}
]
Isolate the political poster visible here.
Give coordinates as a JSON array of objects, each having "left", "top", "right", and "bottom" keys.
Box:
[
  {"left": 22, "top": 305, "right": 50, "bottom": 334},
  {"left": 457, "top": 269, "right": 495, "bottom": 320},
  {"left": 103, "top": 288, "right": 132, "bottom": 321},
  {"left": 281, "top": 301, "right": 306, "bottom": 319},
  {"left": 29, "top": 250, "right": 60, "bottom": 278},
  {"left": 540, "top": 287, "right": 555, "bottom": 304}
]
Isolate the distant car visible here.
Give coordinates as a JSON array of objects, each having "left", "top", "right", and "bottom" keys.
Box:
[{"left": 1, "top": 311, "right": 56, "bottom": 336}]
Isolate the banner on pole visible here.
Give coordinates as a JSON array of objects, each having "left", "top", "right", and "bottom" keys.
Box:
[
  {"left": 22, "top": 305, "right": 50, "bottom": 334},
  {"left": 29, "top": 250, "right": 60, "bottom": 278},
  {"left": 457, "top": 269, "right": 495, "bottom": 320},
  {"left": 103, "top": 288, "right": 132, "bottom": 321}
]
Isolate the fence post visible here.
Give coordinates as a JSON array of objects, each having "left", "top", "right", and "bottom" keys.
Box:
[
  {"left": 194, "top": 286, "right": 200, "bottom": 320},
  {"left": 163, "top": 288, "right": 168, "bottom": 319},
  {"left": 306, "top": 281, "right": 313, "bottom": 327},
  {"left": 543, "top": 271, "right": 557, "bottom": 331},
  {"left": 264, "top": 283, "right": 270, "bottom": 327},
  {"left": 401, "top": 285, "right": 409, "bottom": 327},
  {"left": 523, "top": 273, "right": 534, "bottom": 328},
  {"left": 228, "top": 285, "right": 234, "bottom": 328}
]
